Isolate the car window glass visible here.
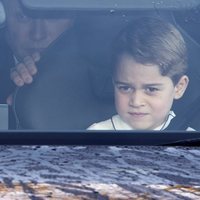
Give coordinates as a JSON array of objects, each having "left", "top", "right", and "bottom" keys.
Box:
[{"left": 0, "top": 1, "right": 200, "bottom": 141}]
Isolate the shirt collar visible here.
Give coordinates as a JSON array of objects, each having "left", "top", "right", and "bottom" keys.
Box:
[{"left": 113, "top": 111, "right": 176, "bottom": 130}]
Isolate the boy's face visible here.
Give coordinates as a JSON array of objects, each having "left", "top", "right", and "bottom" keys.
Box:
[{"left": 114, "top": 54, "right": 188, "bottom": 130}]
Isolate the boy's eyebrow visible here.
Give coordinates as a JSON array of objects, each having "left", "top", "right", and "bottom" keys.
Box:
[
  {"left": 114, "top": 81, "right": 164, "bottom": 87},
  {"left": 143, "top": 83, "right": 164, "bottom": 87}
]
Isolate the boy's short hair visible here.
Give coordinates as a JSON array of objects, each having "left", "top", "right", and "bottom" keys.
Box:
[{"left": 112, "top": 17, "right": 187, "bottom": 85}]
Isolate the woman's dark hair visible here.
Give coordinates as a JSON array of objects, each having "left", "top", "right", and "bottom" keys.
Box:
[{"left": 112, "top": 17, "right": 188, "bottom": 85}]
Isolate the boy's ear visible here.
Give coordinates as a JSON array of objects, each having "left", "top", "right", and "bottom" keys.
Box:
[{"left": 174, "top": 75, "right": 189, "bottom": 99}]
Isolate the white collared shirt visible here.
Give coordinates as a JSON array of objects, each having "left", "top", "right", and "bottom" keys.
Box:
[{"left": 87, "top": 111, "right": 195, "bottom": 131}]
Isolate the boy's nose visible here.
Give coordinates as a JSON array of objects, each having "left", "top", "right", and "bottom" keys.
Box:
[
  {"left": 129, "top": 91, "right": 145, "bottom": 107},
  {"left": 30, "top": 19, "right": 47, "bottom": 41}
]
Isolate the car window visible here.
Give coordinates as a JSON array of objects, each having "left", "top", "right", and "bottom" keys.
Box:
[{"left": 0, "top": 0, "right": 200, "bottom": 145}]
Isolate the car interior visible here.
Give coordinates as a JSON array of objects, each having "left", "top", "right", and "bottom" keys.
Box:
[{"left": 1, "top": 0, "right": 200, "bottom": 144}]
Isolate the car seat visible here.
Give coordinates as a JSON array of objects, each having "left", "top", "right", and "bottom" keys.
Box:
[
  {"left": 167, "top": 12, "right": 200, "bottom": 130},
  {"left": 13, "top": 27, "right": 116, "bottom": 130}
]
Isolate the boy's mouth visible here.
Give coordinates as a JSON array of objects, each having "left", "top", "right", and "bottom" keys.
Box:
[{"left": 128, "top": 112, "right": 149, "bottom": 118}]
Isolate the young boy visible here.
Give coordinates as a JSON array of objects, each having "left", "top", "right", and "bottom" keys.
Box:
[{"left": 88, "top": 17, "right": 193, "bottom": 130}]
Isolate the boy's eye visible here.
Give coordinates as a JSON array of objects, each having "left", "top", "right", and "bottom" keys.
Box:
[
  {"left": 116, "top": 85, "right": 133, "bottom": 93},
  {"left": 145, "top": 87, "right": 159, "bottom": 94}
]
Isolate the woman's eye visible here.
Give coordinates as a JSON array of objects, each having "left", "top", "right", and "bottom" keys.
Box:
[{"left": 16, "top": 13, "right": 30, "bottom": 23}]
